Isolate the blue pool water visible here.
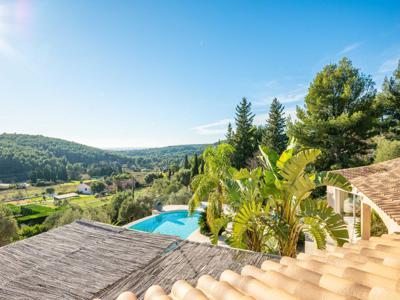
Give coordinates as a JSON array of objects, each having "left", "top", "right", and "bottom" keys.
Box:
[{"left": 128, "top": 210, "right": 201, "bottom": 239}]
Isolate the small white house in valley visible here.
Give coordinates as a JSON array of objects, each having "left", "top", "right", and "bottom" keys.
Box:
[
  {"left": 77, "top": 182, "right": 92, "bottom": 195},
  {"left": 327, "top": 157, "right": 400, "bottom": 242}
]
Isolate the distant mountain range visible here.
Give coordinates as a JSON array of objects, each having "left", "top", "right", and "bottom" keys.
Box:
[{"left": 0, "top": 133, "right": 209, "bottom": 182}]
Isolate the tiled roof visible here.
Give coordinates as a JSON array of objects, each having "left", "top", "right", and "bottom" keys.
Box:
[
  {"left": 110, "top": 234, "right": 400, "bottom": 300},
  {"left": 334, "top": 157, "right": 400, "bottom": 225}
]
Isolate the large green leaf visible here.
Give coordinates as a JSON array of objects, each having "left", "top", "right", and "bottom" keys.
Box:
[
  {"left": 231, "top": 200, "right": 265, "bottom": 249},
  {"left": 300, "top": 199, "right": 348, "bottom": 247},
  {"left": 315, "top": 171, "right": 351, "bottom": 191},
  {"left": 279, "top": 149, "right": 321, "bottom": 184},
  {"left": 259, "top": 146, "right": 279, "bottom": 172}
]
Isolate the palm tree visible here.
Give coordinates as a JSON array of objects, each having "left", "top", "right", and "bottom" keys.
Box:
[
  {"left": 229, "top": 142, "right": 351, "bottom": 257},
  {"left": 189, "top": 144, "right": 235, "bottom": 241}
]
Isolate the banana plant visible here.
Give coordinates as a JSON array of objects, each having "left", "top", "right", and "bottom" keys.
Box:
[{"left": 229, "top": 142, "right": 351, "bottom": 257}]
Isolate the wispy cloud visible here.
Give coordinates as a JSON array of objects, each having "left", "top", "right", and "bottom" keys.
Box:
[
  {"left": 338, "top": 42, "right": 362, "bottom": 56},
  {"left": 378, "top": 56, "right": 399, "bottom": 74},
  {"left": 254, "top": 84, "right": 307, "bottom": 107},
  {"left": 193, "top": 106, "right": 299, "bottom": 137},
  {"left": 192, "top": 118, "right": 233, "bottom": 136}
]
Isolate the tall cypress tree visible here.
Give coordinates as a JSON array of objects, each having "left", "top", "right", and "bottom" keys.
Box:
[
  {"left": 226, "top": 122, "right": 234, "bottom": 144},
  {"left": 191, "top": 154, "right": 199, "bottom": 177},
  {"left": 288, "top": 58, "right": 377, "bottom": 170},
  {"left": 262, "top": 98, "right": 288, "bottom": 154},
  {"left": 233, "top": 97, "right": 256, "bottom": 168},
  {"left": 183, "top": 155, "right": 190, "bottom": 169}
]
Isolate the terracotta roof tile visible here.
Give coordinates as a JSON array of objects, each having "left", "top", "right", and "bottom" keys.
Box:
[
  {"left": 111, "top": 234, "right": 400, "bottom": 300},
  {"left": 333, "top": 157, "right": 400, "bottom": 225}
]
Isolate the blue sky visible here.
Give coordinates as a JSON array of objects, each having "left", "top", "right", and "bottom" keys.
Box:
[{"left": 0, "top": 0, "right": 399, "bottom": 148}]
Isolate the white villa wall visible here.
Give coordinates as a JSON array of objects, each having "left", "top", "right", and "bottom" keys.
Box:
[{"left": 328, "top": 186, "right": 400, "bottom": 234}]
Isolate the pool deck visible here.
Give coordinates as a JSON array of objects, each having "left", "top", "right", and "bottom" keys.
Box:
[{"left": 124, "top": 204, "right": 220, "bottom": 244}]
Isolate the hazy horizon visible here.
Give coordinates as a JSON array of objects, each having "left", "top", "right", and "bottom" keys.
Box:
[{"left": 1, "top": 0, "right": 399, "bottom": 148}]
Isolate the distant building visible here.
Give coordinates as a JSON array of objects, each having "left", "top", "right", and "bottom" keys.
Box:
[{"left": 77, "top": 182, "right": 92, "bottom": 195}]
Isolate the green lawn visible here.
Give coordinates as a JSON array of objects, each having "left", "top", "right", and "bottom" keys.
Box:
[{"left": 0, "top": 180, "right": 96, "bottom": 203}]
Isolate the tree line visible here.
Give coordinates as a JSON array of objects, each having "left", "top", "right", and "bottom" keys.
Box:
[{"left": 225, "top": 58, "right": 400, "bottom": 171}]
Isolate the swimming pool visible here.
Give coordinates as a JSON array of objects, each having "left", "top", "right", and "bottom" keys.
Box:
[{"left": 128, "top": 210, "right": 201, "bottom": 239}]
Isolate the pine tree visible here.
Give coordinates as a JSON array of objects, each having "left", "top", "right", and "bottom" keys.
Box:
[
  {"left": 226, "top": 122, "right": 234, "bottom": 144},
  {"left": 183, "top": 155, "right": 190, "bottom": 169},
  {"left": 288, "top": 58, "right": 377, "bottom": 170},
  {"left": 262, "top": 98, "right": 288, "bottom": 154},
  {"left": 376, "top": 60, "right": 400, "bottom": 139},
  {"left": 191, "top": 154, "right": 199, "bottom": 178},
  {"left": 232, "top": 97, "right": 256, "bottom": 168}
]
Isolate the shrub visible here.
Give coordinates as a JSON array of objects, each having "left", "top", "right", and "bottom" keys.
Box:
[
  {"left": 91, "top": 181, "right": 106, "bottom": 194},
  {"left": 19, "top": 224, "right": 47, "bottom": 239},
  {"left": 374, "top": 137, "right": 400, "bottom": 163},
  {"left": 108, "top": 191, "right": 131, "bottom": 222},
  {"left": 174, "top": 169, "right": 191, "bottom": 186},
  {"left": 144, "top": 172, "right": 163, "bottom": 185},
  {"left": 117, "top": 194, "right": 153, "bottom": 225},
  {"left": 43, "top": 205, "right": 110, "bottom": 229},
  {"left": 163, "top": 187, "right": 192, "bottom": 205},
  {"left": 0, "top": 204, "right": 19, "bottom": 246},
  {"left": 45, "top": 187, "right": 55, "bottom": 194},
  {"left": 198, "top": 211, "right": 211, "bottom": 236}
]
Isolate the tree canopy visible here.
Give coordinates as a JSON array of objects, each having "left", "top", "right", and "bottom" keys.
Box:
[
  {"left": 289, "top": 58, "right": 377, "bottom": 170},
  {"left": 376, "top": 60, "right": 400, "bottom": 139}
]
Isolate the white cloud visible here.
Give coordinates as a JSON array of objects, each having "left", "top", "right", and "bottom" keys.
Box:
[
  {"left": 194, "top": 106, "right": 298, "bottom": 138},
  {"left": 338, "top": 42, "right": 362, "bottom": 56},
  {"left": 192, "top": 118, "right": 233, "bottom": 136},
  {"left": 378, "top": 56, "right": 399, "bottom": 74},
  {"left": 254, "top": 84, "right": 307, "bottom": 107}
]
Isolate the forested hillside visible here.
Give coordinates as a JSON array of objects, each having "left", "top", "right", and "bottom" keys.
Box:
[
  {"left": 120, "top": 144, "right": 208, "bottom": 170},
  {"left": 0, "top": 134, "right": 209, "bottom": 182},
  {"left": 0, "top": 134, "right": 130, "bottom": 182}
]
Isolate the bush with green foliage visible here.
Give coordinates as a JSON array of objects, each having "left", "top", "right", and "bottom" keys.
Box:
[
  {"left": 374, "top": 137, "right": 400, "bottom": 162},
  {"left": 91, "top": 181, "right": 106, "bottom": 194},
  {"left": 43, "top": 205, "right": 110, "bottom": 229},
  {"left": 108, "top": 192, "right": 129, "bottom": 222},
  {"left": 174, "top": 169, "right": 191, "bottom": 186},
  {"left": 0, "top": 204, "right": 19, "bottom": 246},
  {"left": 144, "top": 172, "right": 163, "bottom": 184},
  {"left": 117, "top": 194, "right": 153, "bottom": 224},
  {"left": 198, "top": 211, "right": 211, "bottom": 236},
  {"left": 45, "top": 187, "right": 55, "bottom": 194},
  {"left": 19, "top": 224, "right": 47, "bottom": 239}
]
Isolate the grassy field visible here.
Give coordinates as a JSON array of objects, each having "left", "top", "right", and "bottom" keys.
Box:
[
  {"left": 0, "top": 180, "right": 95, "bottom": 202},
  {"left": 6, "top": 194, "right": 112, "bottom": 225}
]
